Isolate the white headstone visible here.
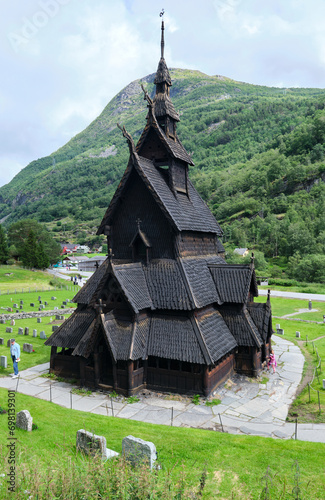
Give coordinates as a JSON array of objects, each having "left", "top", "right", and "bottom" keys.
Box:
[
  {"left": 16, "top": 410, "right": 33, "bottom": 431},
  {"left": 40, "top": 331, "right": 47, "bottom": 339},
  {"left": 0, "top": 355, "right": 7, "bottom": 368}
]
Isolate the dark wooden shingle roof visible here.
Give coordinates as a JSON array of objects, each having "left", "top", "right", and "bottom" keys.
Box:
[
  {"left": 248, "top": 302, "right": 272, "bottom": 343},
  {"left": 209, "top": 265, "right": 258, "bottom": 303},
  {"left": 136, "top": 156, "right": 222, "bottom": 234},
  {"left": 180, "top": 256, "right": 224, "bottom": 308},
  {"left": 195, "top": 308, "right": 237, "bottom": 362},
  {"left": 102, "top": 311, "right": 133, "bottom": 361},
  {"left": 147, "top": 314, "right": 206, "bottom": 364},
  {"left": 45, "top": 307, "right": 96, "bottom": 349},
  {"left": 73, "top": 259, "right": 109, "bottom": 305},
  {"left": 220, "top": 305, "right": 262, "bottom": 347},
  {"left": 143, "top": 259, "right": 193, "bottom": 310},
  {"left": 113, "top": 263, "right": 153, "bottom": 313}
]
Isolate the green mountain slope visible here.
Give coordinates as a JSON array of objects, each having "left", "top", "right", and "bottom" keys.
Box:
[{"left": 1, "top": 69, "right": 325, "bottom": 271}]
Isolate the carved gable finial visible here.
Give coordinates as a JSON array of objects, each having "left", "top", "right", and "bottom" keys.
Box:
[
  {"left": 141, "top": 83, "right": 153, "bottom": 107},
  {"left": 117, "top": 123, "right": 136, "bottom": 155}
]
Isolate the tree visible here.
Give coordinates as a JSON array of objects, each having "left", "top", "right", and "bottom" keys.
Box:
[
  {"left": 21, "top": 230, "right": 50, "bottom": 269},
  {"left": 0, "top": 224, "right": 9, "bottom": 264},
  {"left": 8, "top": 219, "right": 61, "bottom": 265}
]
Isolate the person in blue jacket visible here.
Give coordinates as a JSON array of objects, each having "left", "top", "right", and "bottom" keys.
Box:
[{"left": 10, "top": 339, "right": 20, "bottom": 378}]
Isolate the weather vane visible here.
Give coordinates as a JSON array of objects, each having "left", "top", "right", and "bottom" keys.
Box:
[{"left": 160, "top": 9, "right": 164, "bottom": 17}]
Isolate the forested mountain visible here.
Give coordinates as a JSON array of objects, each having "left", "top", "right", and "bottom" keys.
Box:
[{"left": 1, "top": 69, "right": 325, "bottom": 279}]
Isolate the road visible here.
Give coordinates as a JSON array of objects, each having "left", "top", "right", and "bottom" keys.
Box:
[{"left": 259, "top": 289, "right": 325, "bottom": 302}]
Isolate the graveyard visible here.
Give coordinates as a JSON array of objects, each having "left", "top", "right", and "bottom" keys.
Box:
[
  {"left": 0, "top": 386, "right": 325, "bottom": 499},
  {"left": 0, "top": 286, "right": 324, "bottom": 497}
]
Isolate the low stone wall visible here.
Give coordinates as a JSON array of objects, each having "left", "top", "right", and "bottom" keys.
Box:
[{"left": 0, "top": 309, "right": 74, "bottom": 321}]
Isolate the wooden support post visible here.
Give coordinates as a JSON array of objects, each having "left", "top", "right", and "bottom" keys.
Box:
[
  {"left": 50, "top": 346, "right": 57, "bottom": 370},
  {"left": 80, "top": 358, "right": 86, "bottom": 387},
  {"left": 203, "top": 366, "right": 209, "bottom": 397},
  {"left": 94, "top": 353, "right": 100, "bottom": 386},
  {"left": 127, "top": 359, "right": 134, "bottom": 396},
  {"left": 112, "top": 362, "right": 118, "bottom": 391}
]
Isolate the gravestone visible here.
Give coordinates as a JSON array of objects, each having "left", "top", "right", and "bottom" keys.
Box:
[
  {"left": 24, "top": 327, "right": 29, "bottom": 336},
  {"left": 30, "top": 303, "right": 35, "bottom": 307},
  {"left": 308, "top": 300, "right": 312, "bottom": 311},
  {"left": 122, "top": 435, "right": 157, "bottom": 469},
  {"left": 37, "top": 318, "right": 42, "bottom": 323},
  {"left": 62, "top": 301, "right": 67, "bottom": 305},
  {"left": 277, "top": 329, "right": 284, "bottom": 335},
  {"left": 6, "top": 327, "right": 13, "bottom": 334},
  {"left": 38, "top": 296, "right": 41, "bottom": 301},
  {"left": 33, "top": 330, "right": 37, "bottom": 337},
  {"left": 18, "top": 328, "right": 24, "bottom": 335},
  {"left": 54, "top": 307, "right": 58, "bottom": 311},
  {"left": 13, "top": 303, "right": 18, "bottom": 309},
  {"left": 40, "top": 331, "right": 47, "bottom": 339},
  {"left": 55, "top": 315, "right": 61, "bottom": 320},
  {"left": 20, "top": 305, "right": 23, "bottom": 310},
  {"left": 44, "top": 301, "right": 48, "bottom": 306},
  {"left": 23, "top": 343, "right": 33, "bottom": 353},
  {"left": 0, "top": 338, "right": 4, "bottom": 345},
  {"left": 39, "top": 304, "right": 45, "bottom": 309},
  {"left": 51, "top": 296, "right": 56, "bottom": 300},
  {"left": 52, "top": 326, "right": 59, "bottom": 332},
  {"left": 7, "top": 308, "right": 13, "bottom": 312},
  {"left": 7, "top": 339, "right": 14, "bottom": 347},
  {"left": 16, "top": 410, "right": 33, "bottom": 432},
  {"left": 0, "top": 319, "right": 5, "bottom": 324},
  {"left": 276, "top": 324, "right": 280, "bottom": 330},
  {"left": 16, "top": 310, "right": 19, "bottom": 313},
  {"left": 76, "top": 430, "right": 113, "bottom": 460},
  {"left": 0, "top": 355, "right": 7, "bottom": 368},
  {"left": 10, "top": 320, "right": 15, "bottom": 326},
  {"left": 60, "top": 305, "right": 65, "bottom": 309},
  {"left": 296, "top": 331, "right": 301, "bottom": 338},
  {"left": 20, "top": 300, "right": 24, "bottom": 305},
  {"left": 39, "top": 300, "right": 42, "bottom": 304}
]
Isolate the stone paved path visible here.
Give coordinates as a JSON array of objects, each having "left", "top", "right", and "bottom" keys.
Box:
[{"left": 1, "top": 335, "right": 324, "bottom": 443}]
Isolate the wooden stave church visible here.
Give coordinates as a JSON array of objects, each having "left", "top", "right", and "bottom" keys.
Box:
[{"left": 45, "top": 21, "right": 273, "bottom": 397}]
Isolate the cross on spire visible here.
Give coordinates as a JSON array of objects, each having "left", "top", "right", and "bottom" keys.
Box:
[
  {"left": 95, "top": 298, "right": 107, "bottom": 315},
  {"left": 136, "top": 218, "right": 142, "bottom": 230}
]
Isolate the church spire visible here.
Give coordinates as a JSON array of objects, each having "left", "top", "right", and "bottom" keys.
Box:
[
  {"left": 161, "top": 19, "right": 165, "bottom": 59},
  {"left": 153, "top": 14, "right": 180, "bottom": 132}
]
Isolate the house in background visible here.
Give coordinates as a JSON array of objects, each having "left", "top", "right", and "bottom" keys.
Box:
[
  {"left": 234, "top": 248, "right": 249, "bottom": 257},
  {"left": 46, "top": 21, "right": 272, "bottom": 396}
]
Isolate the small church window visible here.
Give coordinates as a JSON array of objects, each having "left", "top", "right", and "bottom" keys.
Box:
[{"left": 134, "top": 238, "right": 147, "bottom": 260}]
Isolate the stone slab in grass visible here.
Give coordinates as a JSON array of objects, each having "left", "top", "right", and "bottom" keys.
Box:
[
  {"left": 16, "top": 410, "right": 33, "bottom": 432},
  {"left": 76, "top": 429, "right": 119, "bottom": 461},
  {"left": 122, "top": 435, "right": 157, "bottom": 469}
]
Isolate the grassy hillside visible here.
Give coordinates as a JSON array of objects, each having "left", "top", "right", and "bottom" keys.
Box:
[{"left": 1, "top": 69, "right": 325, "bottom": 276}]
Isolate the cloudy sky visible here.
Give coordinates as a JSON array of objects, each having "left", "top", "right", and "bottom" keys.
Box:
[{"left": 1, "top": 0, "right": 325, "bottom": 187}]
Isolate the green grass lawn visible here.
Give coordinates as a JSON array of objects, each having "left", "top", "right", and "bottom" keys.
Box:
[
  {"left": 0, "top": 289, "right": 78, "bottom": 314},
  {"left": 0, "top": 313, "right": 76, "bottom": 377},
  {"left": 256, "top": 295, "right": 325, "bottom": 320},
  {"left": 0, "top": 265, "right": 71, "bottom": 293},
  {"left": 0, "top": 389, "right": 324, "bottom": 499}
]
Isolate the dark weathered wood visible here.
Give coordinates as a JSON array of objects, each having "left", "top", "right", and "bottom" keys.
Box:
[{"left": 46, "top": 20, "right": 272, "bottom": 397}]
